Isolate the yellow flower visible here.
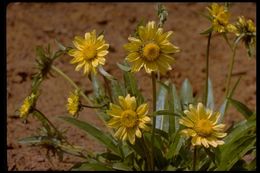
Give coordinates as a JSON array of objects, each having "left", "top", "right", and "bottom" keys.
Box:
[
  {"left": 67, "top": 90, "right": 81, "bottom": 117},
  {"left": 68, "top": 30, "right": 109, "bottom": 75},
  {"left": 19, "top": 93, "right": 37, "bottom": 119},
  {"left": 107, "top": 94, "right": 151, "bottom": 144},
  {"left": 207, "top": 3, "right": 235, "bottom": 33},
  {"left": 124, "top": 21, "right": 180, "bottom": 74},
  {"left": 179, "top": 102, "right": 227, "bottom": 148}
]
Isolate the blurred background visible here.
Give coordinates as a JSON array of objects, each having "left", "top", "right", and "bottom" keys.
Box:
[{"left": 7, "top": 2, "right": 256, "bottom": 170}]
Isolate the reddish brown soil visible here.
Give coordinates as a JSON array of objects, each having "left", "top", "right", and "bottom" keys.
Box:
[{"left": 7, "top": 3, "right": 256, "bottom": 170}]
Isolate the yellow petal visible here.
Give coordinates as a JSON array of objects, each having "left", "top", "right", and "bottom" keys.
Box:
[
  {"left": 130, "top": 58, "right": 144, "bottom": 72},
  {"left": 184, "top": 110, "right": 197, "bottom": 123},
  {"left": 212, "top": 124, "right": 225, "bottom": 131},
  {"left": 97, "top": 44, "right": 109, "bottom": 51},
  {"left": 213, "top": 132, "right": 227, "bottom": 138},
  {"left": 97, "top": 50, "right": 109, "bottom": 57},
  {"left": 126, "top": 52, "right": 140, "bottom": 62},
  {"left": 180, "top": 129, "right": 197, "bottom": 137},
  {"left": 135, "top": 128, "right": 142, "bottom": 138},
  {"left": 179, "top": 117, "right": 194, "bottom": 128},
  {"left": 144, "top": 62, "right": 158, "bottom": 73},
  {"left": 107, "top": 118, "right": 121, "bottom": 128},
  {"left": 137, "top": 103, "right": 148, "bottom": 116},
  {"left": 118, "top": 96, "right": 128, "bottom": 110},
  {"left": 201, "top": 138, "right": 209, "bottom": 148},
  {"left": 124, "top": 94, "right": 137, "bottom": 110},
  {"left": 107, "top": 103, "right": 123, "bottom": 117}
]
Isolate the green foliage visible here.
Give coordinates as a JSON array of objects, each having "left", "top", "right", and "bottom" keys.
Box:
[{"left": 17, "top": 3, "right": 255, "bottom": 171}]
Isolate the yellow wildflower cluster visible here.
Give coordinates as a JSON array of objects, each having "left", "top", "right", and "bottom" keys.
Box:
[
  {"left": 19, "top": 93, "right": 37, "bottom": 119},
  {"left": 67, "top": 90, "right": 81, "bottom": 117}
]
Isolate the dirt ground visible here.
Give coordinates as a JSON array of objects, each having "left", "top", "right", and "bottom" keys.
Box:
[{"left": 6, "top": 2, "right": 256, "bottom": 171}]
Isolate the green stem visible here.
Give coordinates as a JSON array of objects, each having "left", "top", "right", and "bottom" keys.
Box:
[
  {"left": 81, "top": 104, "right": 107, "bottom": 109},
  {"left": 33, "top": 108, "right": 59, "bottom": 134},
  {"left": 193, "top": 146, "right": 198, "bottom": 171},
  {"left": 204, "top": 32, "right": 212, "bottom": 106},
  {"left": 51, "top": 66, "right": 90, "bottom": 104},
  {"left": 151, "top": 72, "right": 157, "bottom": 171},
  {"left": 225, "top": 45, "right": 238, "bottom": 98}
]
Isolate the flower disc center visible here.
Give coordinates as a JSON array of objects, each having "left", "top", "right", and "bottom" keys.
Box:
[
  {"left": 83, "top": 46, "right": 97, "bottom": 59},
  {"left": 194, "top": 119, "right": 213, "bottom": 137},
  {"left": 143, "top": 43, "right": 160, "bottom": 61},
  {"left": 121, "top": 110, "right": 138, "bottom": 128}
]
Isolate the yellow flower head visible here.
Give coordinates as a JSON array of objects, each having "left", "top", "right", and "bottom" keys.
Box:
[
  {"left": 124, "top": 21, "right": 180, "bottom": 74},
  {"left": 68, "top": 30, "right": 109, "bottom": 75},
  {"left": 67, "top": 90, "right": 81, "bottom": 117},
  {"left": 207, "top": 3, "right": 235, "bottom": 33},
  {"left": 19, "top": 93, "right": 37, "bottom": 119},
  {"left": 179, "top": 102, "right": 227, "bottom": 148},
  {"left": 107, "top": 94, "right": 151, "bottom": 144}
]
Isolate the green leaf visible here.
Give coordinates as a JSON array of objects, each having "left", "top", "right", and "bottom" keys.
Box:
[
  {"left": 60, "top": 116, "right": 120, "bottom": 156},
  {"left": 71, "top": 162, "right": 114, "bottom": 171},
  {"left": 216, "top": 135, "right": 256, "bottom": 171},
  {"left": 227, "top": 98, "right": 253, "bottom": 119},
  {"left": 110, "top": 80, "right": 124, "bottom": 104},
  {"left": 166, "top": 131, "right": 184, "bottom": 159},
  {"left": 156, "top": 81, "right": 169, "bottom": 132},
  {"left": 100, "top": 152, "right": 121, "bottom": 161},
  {"left": 123, "top": 71, "right": 144, "bottom": 105},
  {"left": 219, "top": 76, "right": 242, "bottom": 122},
  {"left": 98, "top": 66, "right": 116, "bottom": 81},
  {"left": 154, "top": 110, "right": 181, "bottom": 117},
  {"left": 207, "top": 78, "right": 214, "bottom": 110},
  {"left": 18, "top": 136, "right": 45, "bottom": 145},
  {"left": 215, "top": 117, "right": 256, "bottom": 170},
  {"left": 55, "top": 39, "right": 66, "bottom": 51},
  {"left": 180, "top": 78, "right": 193, "bottom": 110},
  {"left": 200, "top": 26, "right": 213, "bottom": 35},
  {"left": 116, "top": 62, "right": 131, "bottom": 72},
  {"left": 170, "top": 84, "right": 182, "bottom": 113},
  {"left": 112, "top": 163, "right": 133, "bottom": 171}
]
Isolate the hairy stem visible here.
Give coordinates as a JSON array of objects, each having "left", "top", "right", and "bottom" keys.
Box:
[
  {"left": 225, "top": 45, "right": 238, "bottom": 98},
  {"left": 51, "top": 66, "right": 91, "bottom": 104},
  {"left": 192, "top": 146, "right": 198, "bottom": 171},
  {"left": 151, "top": 72, "right": 157, "bottom": 171}
]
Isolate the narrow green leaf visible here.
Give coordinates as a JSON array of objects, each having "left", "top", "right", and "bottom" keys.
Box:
[
  {"left": 110, "top": 80, "right": 124, "bottom": 103},
  {"left": 200, "top": 26, "right": 213, "bottom": 35},
  {"left": 71, "top": 162, "right": 114, "bottom": 171},
  {"left": 154, "top": 110, "right": 181, "bottom": 117},
  {"left": 116, "top": 62, "right": 131, "bottom": 72},
  {"left": 123, "top": 71, "right": 144, "bottom": 105},
  {"left": 112, "top": 163, "right": 133, "bottom": 171},
  {"left": 55, "top": 39, "right": 66, "bottom": 51},
  {"left": 60, "top": 116, "right": 120, "bottom": 156},
  {"left": 219, "top": 76, "right": 242, "bottom": 122},
  {"left": 227, "top": 98, "right": 253, "bottom": 119},
  {"left": 180, "top": 79, "right": 193, "bottom": 110},
  {"left": 18, "top": 136, "right": 44, "bottom": 145},
  {"left": 156, "top": 82, "right": 169, "bottom": 131},
  {"left": 216, "top": 135, "right": 256, "bottom": 171},
  {"left": 100, "top": 152, "right": 121, "bottom": 161},
  {"left": 207, "top": 78, "right": 214, "bottom": 110},
  {"left": 166, "top": 131, "right": 184, "bottom": 159},
  {"left": 98, "top": 66, "right": 116, "bottom": 81}
]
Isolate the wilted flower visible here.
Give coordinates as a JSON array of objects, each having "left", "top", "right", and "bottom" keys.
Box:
[
  {"left": 67, "top": 90, "right": 81, "bottom": 117},
  {"left": 68, "top": 30, "right": 109, "bottom": 75},
  {"left": 179, "top": 102, "right": 227, "bottom": 148},
  {"left": 124, "top": 21, "right": 180, "bottom": 74},
  {"left": 107, "top": 94, "right": 151, "bottom": 144},
  {"left": 232, "top": 16, "right": 256, "bottom": 57},
  {"left": 19, "top": 93, "right": 37, "bottom": 119},
  {"left": 207, "top": 3, "right": 236, "bottom": 33}
]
